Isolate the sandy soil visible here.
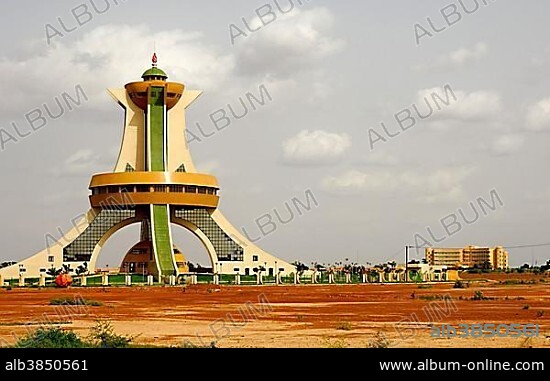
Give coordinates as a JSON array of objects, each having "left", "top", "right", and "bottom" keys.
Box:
[{"left": 0, "top": 274, "right": 548, "bottom": 348}]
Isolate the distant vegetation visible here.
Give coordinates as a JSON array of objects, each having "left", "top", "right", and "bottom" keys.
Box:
[
  {"left": 49, "top": 297, "right": 102, "bottom": 307},
  {"left": 14, "top": 320, "right": 133, "bottom": 348},
  {"left": 15, "top": 328, "right": 86, "bottom": 348},
  {"left": 336, "top": 321, "right": 353, "bottom": 331}
]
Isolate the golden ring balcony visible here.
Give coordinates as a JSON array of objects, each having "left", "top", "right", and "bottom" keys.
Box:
[
  {"left": 89, "top": 172, "right": 220, "bottom": 209},
  {"left": 125, "top": 81, "right": 185, "bottom": 110}
]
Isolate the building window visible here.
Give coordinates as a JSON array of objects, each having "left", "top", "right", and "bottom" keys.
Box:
[
  {"left": 186, "top": 186, "right": 197, "bottom": 194},
  {"left": 198, "top": 187, "right": 207, "bottom": 194},
  {"left": 233, "top": 268, "right": 240, "bottom": 273},
  {"left": 48, "top": 256, "right": 54, "bottom": 263},
  {"left": 153, "top": 185, "right": 167, "bottom": 193},
  {"left": 169, "top": 185, "right": 184, "bottom": 193},
  {"left": 40, "top": 268, "right": 46, "bottom": 273},
  {"left": 253, "top": 255, "right": 259, "bottom": 262},
  {"left": 136, "top": 185, "right": 150, "bottom": 193},
  {"left": 108, "top": 186, "right": 119, "bottom": 194},
  {"left": 245, "top": 268, "right": 250, "bottom": 276}
]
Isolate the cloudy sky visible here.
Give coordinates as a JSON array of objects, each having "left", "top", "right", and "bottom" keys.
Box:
[{"left": 1, "top": 0, "right": 550, "bottom": 268}]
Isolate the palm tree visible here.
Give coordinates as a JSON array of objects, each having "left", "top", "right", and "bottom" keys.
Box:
[
  {"left": 76, "top": 262, "right": 88, "bottom": 276},
  {"left": 46, "top": 266, "right": 61, "bottom": 277}
]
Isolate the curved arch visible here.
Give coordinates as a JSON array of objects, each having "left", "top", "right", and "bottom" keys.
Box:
[
  {"left": 172, "top": 217, "right": 217, "bottom": 270},
  {"left": 88, "top": 217, "right": 143, "bottom": 271}
]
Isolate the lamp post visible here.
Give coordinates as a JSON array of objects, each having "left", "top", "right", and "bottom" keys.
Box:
[{"left": 405, "top": 246, "right": 411, "bottom": 283}]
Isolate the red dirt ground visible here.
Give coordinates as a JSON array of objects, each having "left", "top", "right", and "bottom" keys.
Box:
[{"left": 0, "top": 274, "right": 548, "bottom": 348}]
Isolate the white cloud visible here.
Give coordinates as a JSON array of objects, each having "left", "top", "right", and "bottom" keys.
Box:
[
  {"left": 491, "top": 134, "right": 525, "bottom": 156},
  {"left": 0, "top": 9, "right": 343, "bottom": 119},
  {"left": 196, "top": 160, "right": 220, "bottom": 174},
  {"left": 282, "top": 130, "right": 351, "bottom": 166},
  {"left": 416, "top": 87, "right": 502, "bottom": 124},
  {"left": 362, "top": 151, "right": 400, "bottom": 166},
  {"left": 416, "top": 42, "right": 487, "bottom": 70},
  {"left": 322, "top": 167, "right": 472, "bottom": 202},
  {"left": 0, "top": 24, "right": 234, "bottom": 118},
  {"left": 57, "top": 149, "right": 104, "bottom": 176},
  {"left": 448, "top": 42, "right": 488, "bottom": 66},
  {"left": 526, "top": 98, "right": 550, "bottom": 132},
  {"left": 234, "top": 7, "right": 344, "bottom": 79}
]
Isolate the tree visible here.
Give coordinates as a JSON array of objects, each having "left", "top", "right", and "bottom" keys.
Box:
[
  {"left": 292, "top": 262, "right": 309, "bottom": 276},
  {"left": 76, "top": 262, "right": 88, "bottom": 276},
  {"left": 46, "top": 266, "right": 61, "bottom": 277},
  {"left": 62, "top": 264, "right": 72, "bottom": 273},
  {"left": 315, "top": 264, "right": 327, "bottom": 272},
  {"left": 87, "top": 320, "right": 133, "bottom": 348},
  {"left": 253, "top": 265, "right": 266, "bottom": 274}
]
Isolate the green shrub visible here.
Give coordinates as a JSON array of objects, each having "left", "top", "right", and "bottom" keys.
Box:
[
  {"left": 472, "top": 291, "right": 486, "bottom": 301},
  {"left": 453, "top": 280, "right": 467, "bottom": 289},
  {"left": 336, "top": 321, "right": 353, "bottom": 331},
  {"left": 15, "top": 327, "right": 87, "bottom": 348},
  {"left": 87, "top": 320, "right": 133, "bottom": 348},
  {"left": 367, "top": 332, "right": 390, "bottom": 348},
  {"left": 418, "top": 295, "right": 453, "bottom": 301},
  {"left": 49, "top": 297, "right": 102, "bottom": 307}
]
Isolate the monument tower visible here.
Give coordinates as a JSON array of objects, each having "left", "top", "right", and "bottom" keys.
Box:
[{"left": 0, "top": 55, "right": 294, "bottom": 281}]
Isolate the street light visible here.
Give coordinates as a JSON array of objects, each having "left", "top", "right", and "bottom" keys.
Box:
[{"left": 405, "top": 245, "right": 426, "bottom": 283}]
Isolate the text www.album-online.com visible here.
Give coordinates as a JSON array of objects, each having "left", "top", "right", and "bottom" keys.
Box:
[{"left": 379, "top": 359, "right": 544, "bottom": 371}]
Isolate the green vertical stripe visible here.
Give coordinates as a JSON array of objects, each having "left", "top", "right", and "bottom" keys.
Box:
[
  {"left": 152, "top": 205, "right": 176, "bottom": 276},
  {"left": 148, "top": 87, "right": 174, "bottom": 276},
  {"left": 149, "top": 86, "right": 165, "bottom": 172}
]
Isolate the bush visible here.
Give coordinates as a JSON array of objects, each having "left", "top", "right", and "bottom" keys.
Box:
[
  {"left": 367, "top": 332, "right": 390, "bottom": 348},
  {"left": 50, "top": 297, "right": 102, "bottom": 307},
  {"left": 336, "top": 321, "right": 353, "bottom": 331},
  {"left": 14, "top": 321, "right": 135, "bottom": 348},
  {"left": 88, "top": 320, "right": 133, "bottom": 348},
  {"left": 418, "top": 295, "right": 453, "bottom": 301},
  {"left": 453, "top": 281, "right": 467, "bottom": 289},
  {"left": 15, "top": 327, "right": 87, "bottom": 348},
  {"left": 472, "top": 291, "right": 486, "bottom": 301}
]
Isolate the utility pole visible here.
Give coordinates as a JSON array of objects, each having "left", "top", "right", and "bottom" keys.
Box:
[{"left": 405, "top": 246, "right": 409, "bottom": 283}]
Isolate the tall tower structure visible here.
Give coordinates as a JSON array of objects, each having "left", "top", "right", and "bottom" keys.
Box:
[{"left": 0, "top": 55, "right": 295, "bottom": 280}]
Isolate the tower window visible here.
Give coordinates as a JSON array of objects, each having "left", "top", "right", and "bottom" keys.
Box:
[{"left": 169, "top": 185, "right": 184, "bottom": 193}]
